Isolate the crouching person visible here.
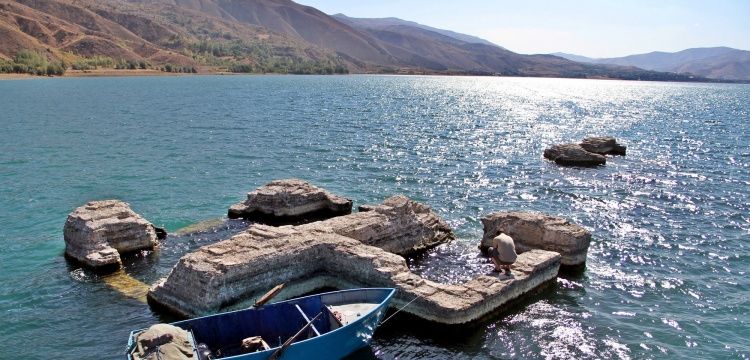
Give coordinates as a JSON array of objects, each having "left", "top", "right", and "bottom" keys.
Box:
[{"left": 489, "top": 233, "right": 517, "bottom": 275}]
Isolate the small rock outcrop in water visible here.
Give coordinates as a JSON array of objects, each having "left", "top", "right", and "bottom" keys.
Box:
[
  {"left": 148, "top": 196, "right": 561, "bottom": 324},
  {"left": 543, "top": 143, "right": 607, "bottom": 166},
  {"left": 480, "top": 212, "right": 591, "bottom": 267},
  {"left": 227, "top": 179, "right": 352, "bottom": 224},
  {"left": 64, "top": 200, "right": 161, "bottom": 270},
  {"left": 580, "top": 136, "right": 627, "bottom": 155}
]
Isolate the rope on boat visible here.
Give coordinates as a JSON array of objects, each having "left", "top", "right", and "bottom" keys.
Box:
[{"left": 379, "top": 293, "right": 421, "bottom": 325}]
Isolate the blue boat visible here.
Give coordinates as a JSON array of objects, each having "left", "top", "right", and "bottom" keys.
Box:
[{"left": 127, "top": 288, "right": 396, "bottom": 360}]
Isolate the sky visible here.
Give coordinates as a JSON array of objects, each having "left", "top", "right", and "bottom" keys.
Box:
[{"left": 297, "top": 0, "right": 750, "bottom": 58}]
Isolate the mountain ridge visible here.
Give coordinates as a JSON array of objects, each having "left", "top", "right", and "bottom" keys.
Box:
[
  {"left": 554, "top": 47, "right": 750, "bottom": 81},
  {"left": 331, "top": 13, "right": 501, "bottom": 48},
  {"left": 0, "top": 0, "right": 723, "bottom": 81}
]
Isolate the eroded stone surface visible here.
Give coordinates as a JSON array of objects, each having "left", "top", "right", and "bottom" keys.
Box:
[
  {"left": 64, "top": 200, "right": 159, "bottom": 269},
  {"left": 580, "top": 136, "right": 626, "bottom": 156},
  {"left": 227, "top": 179, "right": 352, "bottom": 224},
  {"left": 543, "top": 143, "right": 606, "bottom": 167},
  {"left": 149, "top": 198, "right": 561, "bottom": 325},
  {"left": 480, "top": 212, "right": 591, "bottom": 266},
  {"left": 304, "top": 195, "right": 454, "bottom": 255}
]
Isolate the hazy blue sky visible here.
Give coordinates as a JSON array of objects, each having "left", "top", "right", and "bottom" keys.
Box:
[{"left": 297, "top": 0, "right": 750, "bottom": 58}]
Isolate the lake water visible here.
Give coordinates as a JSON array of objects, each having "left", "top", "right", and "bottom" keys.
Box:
[{"left": 0, "top": 75, "right": 748, "bottom": 359}]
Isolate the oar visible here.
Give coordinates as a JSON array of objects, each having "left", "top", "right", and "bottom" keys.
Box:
[
  {"left": 253, "top": 283, "right": 285, "bottom": 308},
  {"left": 268, "top": 312, "right": 323, "bottom": 360}
]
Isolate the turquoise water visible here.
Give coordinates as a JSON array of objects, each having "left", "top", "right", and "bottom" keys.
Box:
[{"left": 0, "top": 75, "right": 748, "bottom": 359}]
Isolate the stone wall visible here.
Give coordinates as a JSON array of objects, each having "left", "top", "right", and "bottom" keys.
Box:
[
  {"left": 148, "top": 223, "right": 560, "bottom": 324},
  {"left": 481, "top": 211, "right": 591, "bottom": 266}
]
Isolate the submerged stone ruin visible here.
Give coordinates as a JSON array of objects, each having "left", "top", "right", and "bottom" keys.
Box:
[
  {"left": 148, "top": 196, "right": 561, "bottom": 324},
  {"left": 147, "top": 181, "right": 585, "bottom": 325},
  {"left": 480, "top": 212, "right": 591, "bottom": 267},
  {"left": 63, "top": 200, "right": 164, "bottom": 270},
  {"left": 65, "top": 181, "right": 592, "bottom": 325},
  {"left": 227, "top": 179, "right": 352, "bottom": 224},
  {"left": 544, "top": 136, "right": 627, "bottom": 166}
]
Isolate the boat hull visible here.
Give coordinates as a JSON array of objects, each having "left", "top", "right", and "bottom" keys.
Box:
[{"left": 128, "top": 288, "right": 395, "bottom": 360}]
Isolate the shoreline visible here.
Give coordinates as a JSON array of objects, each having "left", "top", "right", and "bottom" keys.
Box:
[
  {"left": 1, "top": 69, "right": 747, "bottom": 84},
  {"left": 0, "top": 69, "right": 241, "bottom": 80}
]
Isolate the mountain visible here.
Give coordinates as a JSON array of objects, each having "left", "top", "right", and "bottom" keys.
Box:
[
  {"left": 0, "top": 0, "right": 354, "bottom": 73},
  {"left": 554, "top": 47, "right": 750, "bottom": 81},
  {"left": 551, "top": 52, "right": 595, "bottom": 63},
  {"left": 154, "top": 0, "right": 397, "bottom": 65},
  {"left": 332, "top": 14, "right": 500, "bottom": 48},
  {"left": 328, "top": 12, "right": 698, "bottom": 80},
  {"left": 0, "top": 0, "right": 709, "bottom": 80}
]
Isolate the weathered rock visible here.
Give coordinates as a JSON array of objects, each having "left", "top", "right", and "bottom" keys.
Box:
[
  {"left": 543, "top": 143, "right": 606, "bottom": 166},
  {"left": 148, "top": 198, "right": 560, "bottom": 325},
  {"left": 480, "top": 212, "right": 591, "bottom": 266},
  {"left": 304, "top": 195, "right": 454, "bottom": 255},
  {"left": 580, "top": 136, "right": 627, "bottom": 155},
  {"left": 227, "top": 179, "right": 352, "bottom": 224},
  {"left": 63, "top": 200, "right": 159, "bottom": 270}
]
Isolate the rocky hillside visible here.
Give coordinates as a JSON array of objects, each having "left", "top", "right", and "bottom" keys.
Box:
[
  {"left": 0, "top": 0, "right": 350, "bottom": 74},
  {"left": 0, "top": 0, "right": 711, "bottom": 80}
]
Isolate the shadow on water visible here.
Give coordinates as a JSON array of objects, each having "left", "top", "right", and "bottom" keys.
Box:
[{"left": 345, "top": 281, "right": 562, "bottom": 359}]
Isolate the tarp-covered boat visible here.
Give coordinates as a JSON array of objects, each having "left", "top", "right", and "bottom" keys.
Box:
[{"left": 127, "top": 288, "right": 395, "bottom": 360}]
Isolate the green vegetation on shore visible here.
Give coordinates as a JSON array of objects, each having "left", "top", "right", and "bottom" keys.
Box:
[
  {"left": 1, "top": 43, "right": 348, "bottom": 77},
  {"left": 162, "top": 63, "right": 198, "bottom": 73},
  {"left": 0, "top": 50, "right": 162, "bottom": 76},
  {"left": 186, "top": 38, "right": 348, "bottom": 75},
  {"left": 0, "top": 50, "right": 66, "bottom": 76},
  {"left": 72, "top": 56, "right": 152, "bottom": 71}
]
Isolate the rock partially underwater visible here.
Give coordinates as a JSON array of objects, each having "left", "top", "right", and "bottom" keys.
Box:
[
  {"left": 227, "top": 179, "right": 352, "bottom": 224},
  {"left": 480, "top": 211, "right": 591, "bottom": 267},
  {"left": 580, "top": 136, "right": 627, "bottom": 156},
  {"left": 543, "top": 143, "right": 607, "bottom": 166},
  {"left": 148, "top": 196, "right": 562, "bottom": 325},
  {"left": 544, "top": 136, "right": 627, "bottom": 166},
  {"left": 64, "top": 200, "right": 163, "bottom": 270}
]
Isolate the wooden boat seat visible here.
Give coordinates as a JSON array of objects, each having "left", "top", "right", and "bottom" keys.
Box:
[{"left": 294, "top": 304, "right": 321, "bottom": 337}]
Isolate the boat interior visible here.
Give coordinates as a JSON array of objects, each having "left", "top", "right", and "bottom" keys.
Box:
[{"left": 171, "top": 291, "right": 383, "bottom": 359}]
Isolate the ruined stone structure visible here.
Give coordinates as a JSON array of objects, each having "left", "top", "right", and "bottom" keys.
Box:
[
  {"left": 148, "top": 196, "right": 562, "bottom": 324},
  {"left": 227, "top": 179, "right": 352, "bottom": 224},
  {"left": 480, "top": 212, "right": 591, "bottom": 266},
  {"left": 64, "top": 200, "right": 161, "bottom": 270}
]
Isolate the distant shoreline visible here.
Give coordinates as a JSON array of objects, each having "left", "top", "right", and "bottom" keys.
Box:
[
  {"left": 0, "top": 69, "right": 241, "bottom": 80},
  {"left": 2, "top": 70, "right": 747, "bottom": 84}
]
